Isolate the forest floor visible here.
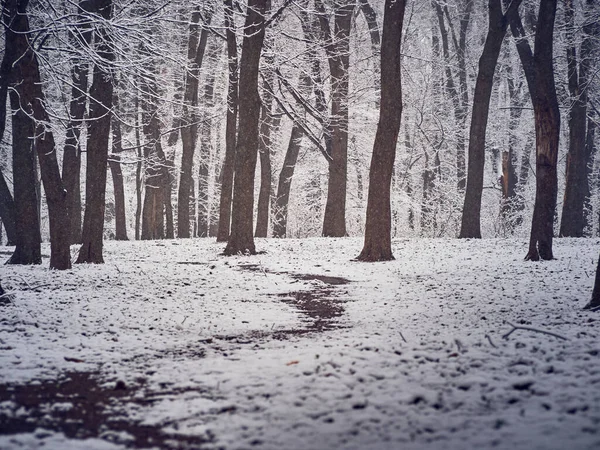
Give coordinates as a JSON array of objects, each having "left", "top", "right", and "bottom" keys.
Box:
[{"left": 0, "top": 237, "right": 599, "bottom": 450}]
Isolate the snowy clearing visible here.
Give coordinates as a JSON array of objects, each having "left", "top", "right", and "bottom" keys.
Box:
[{"left": 0, "top": 237, "right": 599, "bottom": 450}]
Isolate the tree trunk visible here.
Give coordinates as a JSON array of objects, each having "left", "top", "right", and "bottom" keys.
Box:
[
  {"left": 109, "top": 91, "right": 128, "bottom": 241},
  {"left": 217, "top": 0, "right": 238, "bottom": 242},
  {"left": 134, "top": 83, "right": 143, "bottom": 241},
  {"left": 0, "top": 172, "right": 16, "bottom": 245},
  {"left": 319, "top": 0, "right": 353, "bottom": 237},
  {"left": 272, "top": 124, "right": 304, "bottom": 238},
  {"left": 7, "top": 0, "right": 72, "bottom": 269},
  {"left": 62, "top": 0, "right": 92, "bottom": 245},
  {"left": 584, "top": 253, "right": 600, "bottom": 310},
  {"left": 77, "top": 0, "right": 114, "bottom": 264},
  {"left": 255, "top": 52, "right": 276, "bottom": 238},
  {"left": 357, "top": 0, "right": 406, "bottom": 262},
  {"left": 524, "top": 0, "right": 560, "bottom": 261},
  {"left": 359, "top": 0, "right": 381, "bottom": 108},
  {"left": 223, "top": 0, "right": 269, "bottom": 255},
  {"left": 560, "top": 0, "right": 598, "bottom": 237},
  {"left": 177, "top": 6, "right": 212, "bottom": 238},
  {"left": 459, "top": 0, "right": 521, "bottom": 238}
]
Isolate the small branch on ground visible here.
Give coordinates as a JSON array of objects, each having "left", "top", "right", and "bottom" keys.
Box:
[
  {"left": 502, "top": 321, "right": 567, "bottom": 341},
  {"left": 399, "top": 331, "right": 407, "bottom": 343},
  {"left": 485, "top": 334, "right": 497, "bottom": 348}
]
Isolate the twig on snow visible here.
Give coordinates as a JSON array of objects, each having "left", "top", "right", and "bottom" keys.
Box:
[
  {"left": 485, "top": 334, "right": 497, "bottom": 348},
  {"left": 399, "top": 331, "right": 407, "bottom": 343},
  {"left": 502, "top": 321, "right": 567, "bottom": 341}
]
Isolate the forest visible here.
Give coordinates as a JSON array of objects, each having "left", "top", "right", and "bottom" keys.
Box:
[{"left": 1, "top": 0, "right": 600, "bottom": 448}]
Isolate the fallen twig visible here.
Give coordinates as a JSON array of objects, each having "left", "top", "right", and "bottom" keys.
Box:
[
  {"left": 485, "top": 334, "right": 497, "bottom": 348},
  {"left": 502, "top": 321, "right": 567, "bottom": 341},
  {"left": 399, "top": 331, "right": 407, "bottom": 343}
]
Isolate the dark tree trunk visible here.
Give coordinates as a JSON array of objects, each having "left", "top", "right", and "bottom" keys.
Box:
[
  {"left": 523, "top": 0, "right": 560, "bottom": 261},
  {"left": 560, "top": 0, "right": 598, "bottom": 237},
  {"left": 359, "top": 0, "right": 381, "bottom": 108},
  {"left": 272, "top": 124, "right": 303, "bottom": 238},
  {"left": 7, "top": 0, "right": 72, "bottom": 269},
  {"left": 0, "top": 172, "right": 16, "bottom": 245},
  {"left": 109, "top": 91, "right": 128, "bottom": 241},
  {"left": 255, "top": 54, "right": 276, "bottom": 238},
  {"left": 134, "top": 85, "right": 143, "bottom": 241},
  {"left": 459, "top": 0, "right": 521, "bottom": 238},
  {"left": 7, "top": 88, "right": 40, "bottom": 265},
  {"left": 357, "top": 0, "right": 406, "bottom": 262},
  {"left": 177, "top": 6, "right": 212, "bottom": 238},
  {"left": 319, "top": 0, "right": 353, "bottom": 237},
  {"left": 223, "top": 0, "right": 269, "bottom": 255},
  {"left": 217, "top": 0, "right": 238, "bottom": 242},
  {"left": 77, "top": 0, "right": 114, "bottom": 264},
  {"left": 62, "top": 0, "right": 92, "bottom": 246},
  {"left": 584, "top": 253, "right": 600, "bottom": 310},
  {"left": 583, "top": 116, "right": 596, "bottom": 232}
]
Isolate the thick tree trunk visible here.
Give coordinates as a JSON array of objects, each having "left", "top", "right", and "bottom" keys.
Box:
[
  {"left": 7, "top": 0, "right": 71, "bottom": 269},
  {"left": 7, "top": 89, "right": 41, "bottom": 265},
  {"left": 357, "top": 0, "right": 406, "bottom": 262},
  {"left": 459, "top": 0, "right": 520, "bottom": 238},
  {"left": 560, "top": 0, "right": 598, "bottom": 237},
  {"left": 272, "top": 124, "right": 303, "bottom": 238},
  {"left": 524, "top": 0, "right": 560, "bottom": 261},
  {"left": 319, "top": 0, "right": 353, "bottom": 237},
  {"left": 77, "top": 0, "right": 114, "bottom": 264},
  {"left": 223, "top": 0, "right": 269, "bottom": 255},
  {"left": 109, "top": 91, "right": 128, "bottom": 241},
  {"left": 177, "top": 6, "right": 212, "bottom": 238},
  {"left": 217, "top": 0, "right": 238, "bottom": 243}
]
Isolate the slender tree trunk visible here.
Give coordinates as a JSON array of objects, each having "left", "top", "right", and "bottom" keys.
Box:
[
  {"left": 359, "top": 0, "right": 381, "bottom": 108},
  {"left": 357, "top": 0, "right": 406, "bottom": 262},
  {"left": 524, "top": 0, "right": 560, "bottom": 261},
  {"left": 583, "top": 115, "right": 596, "bottom": 232},
  {"left": 459, "top": 0, "right": 521, "bottom": 238},
  {"left": 273, "top": 124, "right": 303, "bottom": 238},
  {"left": 109, "top": 91, "right": 128, "bottom": 241},
  {"left": 560, "top": 0, "right": 598, "bottom": 237},
  {"left": 77, "top": 0, "right": 114, "bottom": 264},
  {"left": 223, "top": 0, "right": 269, "bottom": 255},
  {"left": 319, "top": 0, "right": 353, "bottom": 237},
  {"left": 217, "top": 0, "right": 238, "bottom": 242},
  {"left": 62, "top": 0, "right": 92, "bottom": 245},
  {"left": 134, "top": 84, "right": 143, "bottom": 241},
  {"left": 177, "top": 6, "right": 212, "bottom": 238},
  {"left": 255, "top": 52, "right": 276, "bottom": 238}
]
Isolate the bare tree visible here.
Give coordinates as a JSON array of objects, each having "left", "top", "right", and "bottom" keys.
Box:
[
  {"left": 224, "top": 0, "right": 270, "bottom": 255},
  {"left": 357, "top": 0, "right": 406, "bottom": 261}
]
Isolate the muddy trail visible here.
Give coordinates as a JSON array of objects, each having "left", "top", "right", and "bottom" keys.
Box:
[{"left": 0, "top": 270, "right": 353, "bottom": 449}]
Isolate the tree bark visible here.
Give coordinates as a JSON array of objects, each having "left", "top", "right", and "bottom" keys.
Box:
[
  {"left": 109, "top": 91, "right": 128, "bottom": 241},
  {"left": 584, "top": 253, "right": 600, "bottom": 310},
  {"left": 77, "top": 0, "right": 114, "bottom": 264},
  {"left": 560, "top": 0, "right": 598, "bottom": 237},
  {"left": 357, "top": 0, "right": 406, "bottom": 261},
  {"left": 255, "top": 52, "right": 276, "bottom": 238},
  {"left": 318, "top": 0, "right": 353, "bottom": 237},
  {"left": 459, "top": 0, "right": 521, "bottom": 238},
  {"left": 217, "top": 0, "right": 238, "bottom": 242},
  {"left": 62, "top": 0, "right": 93, "bottom": 246},
  {"left": 177, "top": 6, "right": 212, "bottom": 238},
  {"left": 7, "top": 0, "right": 72, "bottom": 269},
  {"left": 272, "top": 124, "right": 303, "bottom": 238},
  {"left": 523, "top": 0, "right": 560, "bottom": 261},
  {"left": 223, "top": 0, "right": 269, "bottom": 255},
  {"left": 0, "top": 171, "right": 16, "bottom": 245}
]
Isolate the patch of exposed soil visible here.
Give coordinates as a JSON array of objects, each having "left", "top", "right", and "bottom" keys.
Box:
[{"left": 0, "top": 371, "right": 217, "bottom": 448}]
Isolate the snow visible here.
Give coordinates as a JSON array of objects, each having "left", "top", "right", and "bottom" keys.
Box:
[{"left": 0, "top": 237, "right": 599, "bottom": 449}]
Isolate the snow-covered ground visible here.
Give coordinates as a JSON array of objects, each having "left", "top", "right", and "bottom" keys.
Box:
[{"left": 0, "top": 237, "right": 599, "bottom": 450}]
